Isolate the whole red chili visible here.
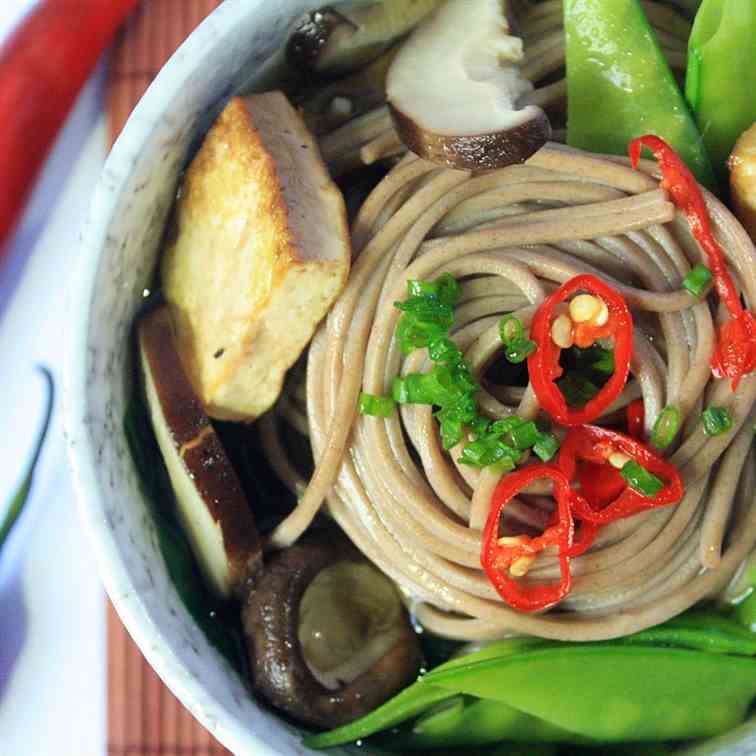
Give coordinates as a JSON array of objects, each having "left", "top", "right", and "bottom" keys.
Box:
[
  {"left": 557, "top": 425, "right": 684, "bottom": 525},
  {"left": 0, "top": 0, "right": 139, "bottom": 253},
  {"left": 629, "top": 135, "right": 756, "bottom": 390},
  {"left": 481, "top": 464, "right": 577, "bottom": 612},
  {"left": 528, "top": 274, "right": 633, "bottom": 426}
]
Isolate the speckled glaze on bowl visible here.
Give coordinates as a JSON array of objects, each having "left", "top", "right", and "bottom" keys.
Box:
[{"left": 64, "top": 1, "right": 756, "bottom": 754}]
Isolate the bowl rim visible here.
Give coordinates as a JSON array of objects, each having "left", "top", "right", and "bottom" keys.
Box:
[{"left": 63, "top": 2, "right": 284, "bottom": 753}]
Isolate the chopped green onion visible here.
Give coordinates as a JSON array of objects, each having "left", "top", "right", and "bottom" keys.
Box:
[
  {"left": 491, "top": 456, "right": 517, "bottom": 474},
  {"left": 428, "top": 337, "right": 461, "bottom": 363},
  {"left": 557, "top": 374, "right": 599, "bottom": 406},
  {"left": 395, "top": 314, "right": 447, "bottom": 354},
  {"left": 406, "top": 273, "right": 460, "bottom": 306},
  {"left": 392, "top": 376, "right": 409, "bottom": 404},
  {"left": 507, "top": 420, "right": 540, "bottom": 450},
  {"left": 359, "top": 392, "right": 395, "bottom": 417},
  {"left": 469, "top": 416, "right": 491, "bottom": 439},
  {"left": 651, "top": 406, "right": 681, "bottom": 449},
  {"left": 407, "top": 279, "right": 439, "bottom": 298},
  {"left": 505, "top": 339, "right": 537, "bottom": 364},
  {"left": 403, "top": 373, "right": 435, "bottom": 404},
  {"left": 620, "top": 460, "right": 664, "bottom": 497},
  {"left": 499, "top": 315, "right": 524, "bottom": 346},
  {"left": 458, "top": 439, "right": 519, "bottom": 468},
  {"left": 440, "top": 418, "right": 463, "bottom": 449},
  {"left": 395, "top": 297, "right": 454, "bottom": 326},
  {"left": 533, "top": 432, "right": 560, "bottom": 462},
  {"left": 435, "top": 273, "right": 461, "bottom": 306},
  {"left": 490, "top": 416, "right": 524, "bottom": 435},
  {"left": 682, "top": 264, "right": 713, "bottom": 298},
  {"left": 590, "top": 349, "right": 615, "bottom": 375},
  {"left": 702, "top": 406, "right": 733, "bottom": 437}
]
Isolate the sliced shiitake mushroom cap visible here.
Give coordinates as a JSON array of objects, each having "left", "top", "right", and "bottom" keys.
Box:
[
  {"left": 139, "top": 306, "right": 261, "bottom": 600},
  {"left": 386, "top": 0, "right": 551, "bottom": 170},
  {"left": 242, "top": 531, "right": 422, "bottom": 729},
  {"left": 287, "top": 0, "right": 444, "bottom": 77}
]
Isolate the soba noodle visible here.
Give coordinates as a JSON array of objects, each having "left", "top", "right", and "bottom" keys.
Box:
[{"left": 261, "top": 144, "right": 756, "bottom": 643}]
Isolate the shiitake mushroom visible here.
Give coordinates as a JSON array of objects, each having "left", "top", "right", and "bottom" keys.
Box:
[
  {"left": 287, "top": 0, "right": 443, "bottom": 77},
  {"left": 242, "top": 531, "right": 422, "bottom": 728},
  {"left": 386, "top": 0, "right": 551, "bottom": 170}
]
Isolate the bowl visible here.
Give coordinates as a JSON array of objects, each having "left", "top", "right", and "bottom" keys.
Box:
[{"left": 64, "top": 1, "right": 756, "bottom": 754}]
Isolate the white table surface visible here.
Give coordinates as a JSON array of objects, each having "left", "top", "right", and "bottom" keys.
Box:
[{"left": 0, "top": 50, "right": 108, "bottom": 756}]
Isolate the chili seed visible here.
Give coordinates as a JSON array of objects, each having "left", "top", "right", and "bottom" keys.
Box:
[{"left": 551, "top": 314, "right": 574, "bottom": 348}]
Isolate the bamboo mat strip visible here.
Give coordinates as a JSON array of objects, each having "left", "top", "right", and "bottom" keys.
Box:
[{"left": 106, "top": 2, "right": 229, "bottom": 755}]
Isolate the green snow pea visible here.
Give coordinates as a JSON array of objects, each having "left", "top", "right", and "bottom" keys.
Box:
[
  {"left": 424, "top": 645, "right": 756, "bottom": 742},
  {"left": 624, "top": 610, "right": 756, "bottom": 655},
  {"left": 304, "top": 637, "right": 547, "bottom": 749},
  {"left": 564, "top": 0, "right": 716, "bottom": 190},
  {"left": 731, "top": 555, "right": 756, "bottom": 630},
  {"left": 384, "top": 695, "right": 591, "bottom": 751},
  {"left": 685, "top": 0, "right": 756, "bottom": 182}
]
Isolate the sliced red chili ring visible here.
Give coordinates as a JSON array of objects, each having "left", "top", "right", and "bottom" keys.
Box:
[
  {"left": 629, "top": 135, "right": 756, "bottom": 390},
  {"left": 481, "top": 464, "right": 576, "bottom": 612},
  {"left": 528, "top": 274, "right": 633, "bottom": 426},
  {"left": 545, "top": 507, "right": 599, "bottom": 558},
  {"left": 557, "top": 425, "right": 684, "bottom": 525}
]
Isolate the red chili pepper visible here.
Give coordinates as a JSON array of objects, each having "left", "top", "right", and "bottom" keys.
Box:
[
  {"left": 629, "top": 135, "right": 756, "bottom": 390},
  {"left": 0, "top": 0, "right": 139, "bottom": 253},
  {"left": 557, "top": 425, "right": 684, "bottom": 525},
  {"left": 546, "top": 507, "right": 599, "bottom": 558},
  {"left": 528, "top": 274, "right": 633, "bottom": 426},
  {"left": 626, "top": 399, "right": 645, "bottom": 439},
  {"left": 481, "top": 464, "right": 576, "bottom": 612}
]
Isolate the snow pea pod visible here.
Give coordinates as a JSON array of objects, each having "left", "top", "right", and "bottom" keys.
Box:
[
  {"left": 624, "top": 610, "right": 756, "bottom": 655},
  {"left": 564, "top": 0, "right": 716, "bottom": 190},
  {"left": 685, "top": 0, "right": 756, "bottom": 181},
  {"left": 734, "top": 592, "right": 756, "bottom": 630},
  {"left": 424, "top": 645, "right": 756, "bottom": 742},
  {"left": 386, "top": 695, "right": 591, "bottom": 750},
  {"left": 303, "top": 637, "right": 546, "bottom": 749}
]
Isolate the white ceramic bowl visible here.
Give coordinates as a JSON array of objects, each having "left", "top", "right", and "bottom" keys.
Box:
[{"left": 65, "top": 1, "right": 756, "bottom": 754}]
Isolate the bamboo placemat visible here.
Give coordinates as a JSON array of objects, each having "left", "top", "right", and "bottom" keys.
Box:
[{"left": 106, "top": 2, "right": 229, "bottom": 755}]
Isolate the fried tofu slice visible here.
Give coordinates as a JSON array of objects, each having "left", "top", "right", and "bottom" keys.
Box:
[
  {"left": 729, "top": 122, "right": 756, "bottom": 242},
  {"left": 161, "top": 91, "right": 351, "bottom": 422}
]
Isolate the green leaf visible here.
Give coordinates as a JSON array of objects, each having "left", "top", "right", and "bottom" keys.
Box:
[{"left": 0, "top": 366, "right": 54, "bottom": 552}]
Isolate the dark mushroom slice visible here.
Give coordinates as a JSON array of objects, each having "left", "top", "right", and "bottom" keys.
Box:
[
  {"left": 139, "top": 306, "right": 261, "bottom": 600},
  {"left": 386, "top": 0, "right": 551, "bottom": 171},
  {"left": 287, "top": 0, "right": 443, "bottom": 77},
  {"left": 242, "top": 531, "right": 422, "bottom": 729}
]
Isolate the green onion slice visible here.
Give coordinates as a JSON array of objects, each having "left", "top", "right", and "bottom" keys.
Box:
[
  {"left": 359, "top": 392, "right": 395, "bottom": 417},
  {"left": 507, "top": 420, "right": 540, "bottom": 451},
  {"left": 702, "top": 406, "right": 733, "bottom": 436},
  {"left": 533, "top": 432, "right": 560, "bottom": 462},
  {"left": 620, "top": 460, "right": 665, "bottom": 497},
  {"left": 651, "top": 406, "right": 681, "bottom": 449},
  {"left": 499, "top": 315, "right": 524, "bottom": 345},
  {"left": 682, "top": 264, "right": 713, "bottom": 298},
  {"left": 505, "top": 339, "right": 537, "bottom": 364}
]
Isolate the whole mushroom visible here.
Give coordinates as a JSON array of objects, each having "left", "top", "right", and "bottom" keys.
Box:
[{"left": 242, "top": 531, "right": 422, "bottom": 729}]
